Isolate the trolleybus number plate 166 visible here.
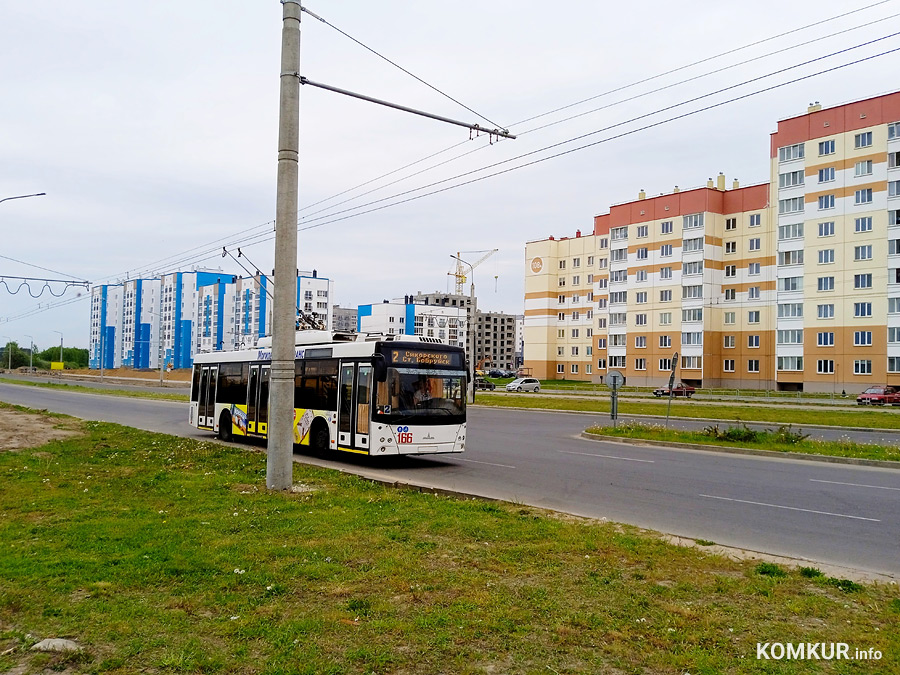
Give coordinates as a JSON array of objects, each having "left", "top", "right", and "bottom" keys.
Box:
[{"left": 396, "top": 426, "right": 413, "bottom": 444}]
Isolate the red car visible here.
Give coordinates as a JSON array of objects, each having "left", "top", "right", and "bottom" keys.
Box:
[
  {"left": 856, "top": 386, "right": 900, "bottom": 405},
  {"left": 653, "top": 382, "right": 696, "bottom": 398}
]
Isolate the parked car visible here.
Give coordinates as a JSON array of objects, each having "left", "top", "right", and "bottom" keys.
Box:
[
  {"left": 488, "top": 369, "right": 504, "bottom": 378},
  {"left": 856, "top": 386, "right": 900, "bottom": 405},
  {"left": 506, "top": 377, "right": 541, "bottom": 393},
  {"left": 474, "top": 377, "right": 496, "bottom": 391},
  {"left": 653, "top": 382, "right": 696, "bottom": 398}
]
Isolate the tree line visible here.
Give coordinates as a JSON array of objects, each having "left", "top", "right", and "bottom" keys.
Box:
[{"left": 1, "top": 341, "right": 89, "bottom": 370}]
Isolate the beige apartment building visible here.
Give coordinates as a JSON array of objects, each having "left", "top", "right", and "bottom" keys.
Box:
[{"left": 525, "top": 90, "right": 900, "bottom": 393}]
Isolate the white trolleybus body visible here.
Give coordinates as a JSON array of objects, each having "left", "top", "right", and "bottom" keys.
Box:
[{"left": 189, "top": 331, "right": 467, "bottom": 456}]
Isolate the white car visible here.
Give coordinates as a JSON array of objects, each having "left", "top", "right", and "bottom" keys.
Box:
[{"left": 506, "top": 377, "right": 540, "bottom": 393}]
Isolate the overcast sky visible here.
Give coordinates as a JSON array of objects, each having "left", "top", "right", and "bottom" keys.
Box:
[{"left": 3, "top": 0, "right": 900, "bottom": 350}]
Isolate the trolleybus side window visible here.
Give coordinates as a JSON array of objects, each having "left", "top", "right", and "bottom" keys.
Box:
[
  {"left": 294, "top": 358, "right": 339, "bottom": 410},
  {"left": 191, "top": 366, "right": 201, "bottom": 402},
  {"left": 216, "top": 363, "right": 248, "bottom": 404}
]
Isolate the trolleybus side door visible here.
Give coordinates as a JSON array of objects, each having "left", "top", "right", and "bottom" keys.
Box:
[
  {"left": 337, "top": 362, "right": 372, "bottom": 452},
  {"left": 198, "top": 365, "right": 218, "bottom": 428}
]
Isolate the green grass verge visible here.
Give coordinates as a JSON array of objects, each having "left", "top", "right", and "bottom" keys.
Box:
[
  {"left": 1, "top": 409, "right": 898, "bottom": 673},
  {"left": 0, "top": 377, "right": 188, "bottom": 402},
  {"left": 585, "top": 421, "right": 900, "bottom": 463},
  {"left": 474, "top": 392, "right": 900, "bottom": 430}
]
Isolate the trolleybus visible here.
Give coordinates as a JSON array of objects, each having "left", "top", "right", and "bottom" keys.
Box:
[{"left": 189, "top": 331, "right": 467, "bottom": 456}]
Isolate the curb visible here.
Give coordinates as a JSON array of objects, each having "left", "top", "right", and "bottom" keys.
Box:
[
  {"left": 472, "top": 402, "right": 900, "bottom": 435},
  {"left": 580, "top": 432, "right": 900, "bottom": 470}
]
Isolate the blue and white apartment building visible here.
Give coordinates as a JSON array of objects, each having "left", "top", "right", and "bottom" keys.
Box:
[{"left": 89, "top": 270, "right": 334, "bottom": 370}]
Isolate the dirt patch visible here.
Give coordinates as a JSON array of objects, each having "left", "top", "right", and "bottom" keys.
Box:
[{"left": 0, "top": 410, "right": 83, "bottom": 452}]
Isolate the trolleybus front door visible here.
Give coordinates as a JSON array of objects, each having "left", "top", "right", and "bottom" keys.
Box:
[
  {"left": 198, "top": 365, "right": 217, "bottom": 428},
  {"left": 337, "top": 363, "right": 371, "bottom": 452}
]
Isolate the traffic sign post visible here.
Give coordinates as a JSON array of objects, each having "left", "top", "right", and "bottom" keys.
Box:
[{"left": 665, "top": 352, "right": 679, "bottom": 428}]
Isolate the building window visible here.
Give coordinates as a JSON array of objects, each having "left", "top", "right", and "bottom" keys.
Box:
[
  {"left": 854, "top": 131, "right": 872, "bottom": 149},
  {"left": 660, "top": 289, "right": 672, "bottom": 302},
  {"left": 749, "top": 214, "right": 761, "bottom": 227},
  {"left": 572, "top": 275, "right": 580, "bottom": 285},
  {"left": 573, "top": 257, "right": 581, "bottom": 268},
  {"left": 683, "top": 236, "right": 704, "bottom": 253},
  {"left": 817, "top": 332, "right": 834, "bottom": 347},
  {"left": 724, "top": 288, "right": 736, "bottom": 301},
  {"left": 683, "top": 213, "right": 704, "bottom": 229},
  {"left": 660, "top": 266, "right": 672, "bottom": 280},
  {"left": 636, "top": 248, "right": 648, "bottom": 260},
  {"left": 635, "top": 359, "right": 646, "bottom": 371},
  {"left": 818, "top": 194, "right": 835, "bottom": 210},
  {"left": 779, "top": 250, "right": 803, "bottom": 266},
  {"left": 557, "top": 364, "right": 565, "bottom": 374},
  {"left": 597, "top": 358, "right": 607, "bottom": 369},
  {"left": 855, "top": 189, "right": 873, "bottom": 205},
  {"left": 659, "top": 312, "right": 671, "bottom": 325},
  {"left": 778, "top": 143, "right": 805, "bottom": 161},
  {"left": 749, "top": 262, "right": 761, "bottom": 275},
  {"left": 818, "top": 304, "right": 834, "bottom": 319},
  {"left": 571, "top": 346, "right": 579, "bottom": 356},
  {"left": 661, "top": 220, "right": 673, "bottom": 234},
  {"left": 854, "top": 245, "right": 873, "bottom": 261},
  {"left": 749, "top": 238, "right": 761, "bottom": 251},
  {"left": 660, "top": 244, "right": 673, "bottom": 257},
  {"left": 778, "top": 277, "right": 802, "bottom": 292},
  {"left": 637, "top": 225, "right": 648, "bottom": 238},
  {"left": 724, "top": 311, "right": 735, "bottom": 324},
  {"left": 659, "top": 358, "right": 673, "bottom": 371},
  {"left": 854, "top": 302, "right": 872, "bottom": 317},
  {"left": 635, "top": 314, "right": 648, "bottom": 326},
  {"left": 559, "top": 260, "right": 566, "bottom": 269},
  {"left": 681, "top": 356, "right": 702, "bottom": 370},
  {"left": 779, "top": 198, "right": 804, "bottom": 214},
  {"left": 855, "top": 217, "right": 873, "bottom": 233},
  {"left": 683, "top": 261, "right": 703, "bottom": 275},
  {"left": 777, "top": 356, "right": 803, "bottom": 371},
  {"left": 819, "top": 139, "right": 835, "bottom": 156},
  {"left": 748, "top": 335, "right": 760, "bottom": 348},
  {"left": 854, "top": 273, "right": 873, "bottom": 289},
  {"left": 725, "top": 265, "right": 736, "bottom": 278},
  {"left": 724, "top": 359, "right": 735, "bottom": 372},
  {"left": 748, "top": 286, "right": 760, "bottom": 300},
  {"left": 777, "top": 329, "right": 803, "bottom": 344},
  {"left": 748, "top": 311, "right": 760, "bottom": 324},
  {"left": 819, "top": 249, "right": 834, "bottom": 264},
  {"left": 659, "top": 335, "right": 671, "bottom": 348},
  {"left": 890, "top": 181, "right": 900, "bottom": 197},
  {"left": 777, "top": 303, "right": 803, "bottom": 318},
  {"left": 855, "top": 160, "right": 873, "bottom": 177},
  {"left": 818, "top": 276, "right": 834, "bottom": 291},
  {"left": 818, "top": 221, "right": 835, "bottom": 237},
  {"left": 636, "top": 291, "right": 648, "bottom": 304},
  {"left": 854, "top": 360, "right": 872, "bottom": 375},
  {"left": 683, "top": 286, "right": 703, "bottom": 300},
  {"left": 818, "top": 167, "right": 835, "bottom": 183},
  {"left": 725, "top": 241, "right": 737, "bottom": 254},
  {"left": 854, "top": 331, "right": 873, "bottom": 346},
  {"left": 748, "top": 360, "right": 760, "bottom": 373},
  {"left": 724, "top": 335, "right": 735, "bottom": 348},
  {"left": 725, "top": 217, "right": 737, "bottom": 231},
  {"left": 558, "top": 312, "right": 565, "bottom": 321},
  {"left": 779, "top": 170, "right": 805, "bottom": 188},
  {"left": 635, "top": 336, "right": 646, "bottom": 348},
  {"left": 778, "top": 222, "right": 803, "bottom": 240}
]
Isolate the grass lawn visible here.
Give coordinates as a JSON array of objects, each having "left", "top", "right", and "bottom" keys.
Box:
[
  {"left": 585, "top": 421, "right": 900, "bottom": 463},
  {"left": 0, "top": 377, "right": 188, "bottom": 402},
  {"left": 474, "top": 392, "right": 900, "bottom": 430},
  {"left": 1, "top": 408, "right": 898, "bottom": 674}
]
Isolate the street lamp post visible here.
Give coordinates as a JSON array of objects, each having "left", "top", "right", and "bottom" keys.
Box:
[
  {"left": 24, "top": 335, "right": 33, "bottom": 372},
  {"left": 451, "top": 254, "right": 477, "bottom": 404},
  {"left": 53, "top": 330, "right": 63, "bottom": 364}
]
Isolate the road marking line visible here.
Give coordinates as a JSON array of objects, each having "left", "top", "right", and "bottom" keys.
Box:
[
  {"left": 455, "top": 458, "right": 516, "bottom": 469},
  {"left": 698, "top": 494, "right": 880, "bottom": 522},
  {"left": 810, "top": 479, "right": 900, "bottom": 491},
  {"left": 558, "top": 450, "right": 654, "bottom": 463}
]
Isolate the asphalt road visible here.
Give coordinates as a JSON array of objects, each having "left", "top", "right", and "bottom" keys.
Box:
[{"left": 2, "top": 382, "right": 898, "bottom": 579}]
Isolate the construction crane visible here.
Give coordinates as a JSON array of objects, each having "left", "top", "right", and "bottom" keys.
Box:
[{"left": 449, "top": 249, "right": 498, "bottom": 295}]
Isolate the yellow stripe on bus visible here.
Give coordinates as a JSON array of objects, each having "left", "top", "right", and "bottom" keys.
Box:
[{"left": 337, "top": 446, "right": 369, "bottom": 455}]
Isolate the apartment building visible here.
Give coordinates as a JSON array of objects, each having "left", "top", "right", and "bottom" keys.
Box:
[
  {"left": 357, "top": 298, "right": 463, "bottom": 345},
  {"left": 90, "top": 270, "right": 333, "bottom": 369},
  {"left": 525, "top": 90, "right": 900, "bottom": 393}
]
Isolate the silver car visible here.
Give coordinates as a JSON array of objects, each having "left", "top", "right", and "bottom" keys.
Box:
[{"left": 505, "top": 377, "right": 540, "bottom": 393}]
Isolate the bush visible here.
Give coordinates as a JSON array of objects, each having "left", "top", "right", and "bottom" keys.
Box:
[{"left": 755, "top": 562, "right": 787, "bottom": 577}]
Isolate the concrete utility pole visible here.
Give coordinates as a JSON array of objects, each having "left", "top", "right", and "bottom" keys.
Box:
[{"left": 267, "top": 0, "right": 301, "bottom": 491}]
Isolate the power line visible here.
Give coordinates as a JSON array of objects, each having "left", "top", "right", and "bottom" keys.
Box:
[{"left": 300, "top": 4, "right": 505, "bottom": 130}]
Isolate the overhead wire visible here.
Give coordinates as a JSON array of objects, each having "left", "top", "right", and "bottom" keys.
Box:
[{"left": 300, "top": 4, "right": 505, "bottom": 129}]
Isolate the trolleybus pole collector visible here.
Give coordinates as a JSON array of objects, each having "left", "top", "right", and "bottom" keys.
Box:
[{"left": 189, "top": 331, "right": 467, "bottom": 456}]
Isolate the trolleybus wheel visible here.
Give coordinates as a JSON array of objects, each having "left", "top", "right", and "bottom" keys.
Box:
[
  {"left": 218, "top": 411, "right": 233, "bottom": 442},
  {"left": 311, "top": 420, "right": 330, "bottom": 458}
]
